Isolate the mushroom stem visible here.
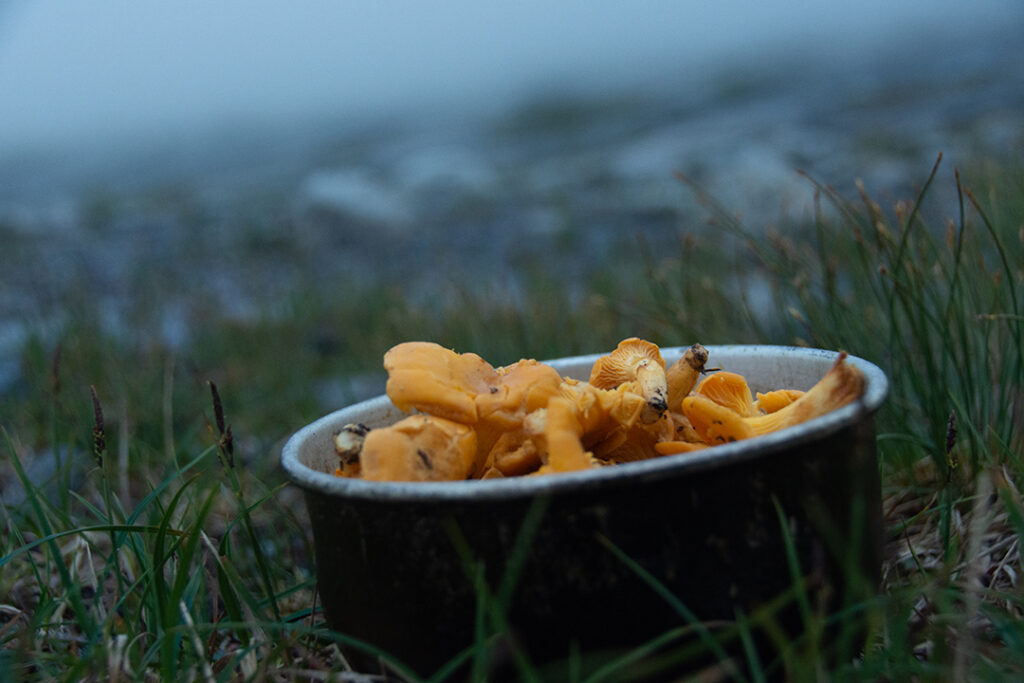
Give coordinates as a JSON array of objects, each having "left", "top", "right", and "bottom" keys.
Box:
[
  {"left": 666, "top": 343, "right": 708, "bottom": 411},
  {"left": 635, "top": 359, "right": 669, "bottom": 423},
  {"left": 542, "top": 397, "right": 593, "bottom": 472}
]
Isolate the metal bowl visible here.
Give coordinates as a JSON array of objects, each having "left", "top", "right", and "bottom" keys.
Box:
[{"left": 282, "top": 345, "right": 888, "bottom": 676}]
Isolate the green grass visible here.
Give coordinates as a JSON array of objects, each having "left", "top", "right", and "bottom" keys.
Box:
[{"left": 1, "top": 155, "right": 1023, "bottom": 680}]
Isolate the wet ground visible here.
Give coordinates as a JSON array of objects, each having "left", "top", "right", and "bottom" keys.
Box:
[{"left": 1, "top": 24, "right": 1022, "bottom": 392}]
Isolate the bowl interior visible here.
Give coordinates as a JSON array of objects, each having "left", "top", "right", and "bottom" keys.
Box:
[{"left": 282, "top": 345, "right": 888, "bottom": 501}]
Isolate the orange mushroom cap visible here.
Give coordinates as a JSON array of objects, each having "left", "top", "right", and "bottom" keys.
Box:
[
  {"left": 384, "top": 342, "right": 497, "bottom": 423},
  {"left": 360, "top": 414, "right": 478, "bottom": 482},
  {"left": 475, "top": 358, "right": 565, "bottom": 429}
]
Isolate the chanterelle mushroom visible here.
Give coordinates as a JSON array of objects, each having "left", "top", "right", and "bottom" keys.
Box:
[
  {"left": 681, "top": 352, "right": 864, "bottom": 443},
  {"left": 475, "top": 359, "right": 564, "bottom": 428},
  {"left": 530, "top": 396, "right": 595, "bottom": 474},
  {"left": 743, "top": 352, "right": 864, "bottom": 436},
  {"left": 589, "top": 338, "right": 668, "bottom": 424},
  {"left": 754, "top": 389, "right": 804, "bottom": 414},
  {"left": 383, "top": 342, "right": 582, "bottom": 476},
  {"left": 665, "top": 343, "right": 708, "bottom": 411},
  {"left": 472, "top": 358, "right": 566, "bottom": 463},
  {"left": 693, "top": 371, "right": 759, "bottom": 417},
  {"left": 485, "top": 430, "right": 542, "bottom": 477},
  {"left": 679, "top": 394, "right": 756, "bottom": 445},
  {"left": 596, "top": 413, "right": 675, "bottom": 463},
  {"left": 559, "top": 377, "right": 645, "bottom": 436},
  {"left": 359, "top": 414, "right": 477, "bottom": 481},
  {"left": 384, "top": 342, "right": 497, "bottom": 424},
  {"left": 332, "top": 423, "right": 370, "bottom": 477}
]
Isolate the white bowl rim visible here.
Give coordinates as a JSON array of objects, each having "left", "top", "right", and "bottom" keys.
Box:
[{"left": 281, "top": 344, "right": 888, "bottom": 502}]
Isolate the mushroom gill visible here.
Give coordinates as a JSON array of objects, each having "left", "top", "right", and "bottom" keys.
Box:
[
  {"left": 589, "top": 338, "right": 668, "bottom": 424},
  {"left": 694, "top": 371, "right": 759, "bottom": 417}
]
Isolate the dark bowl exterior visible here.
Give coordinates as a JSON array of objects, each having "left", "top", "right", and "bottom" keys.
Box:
[{"left": 284, "top": 346, "right": 888, "bottom": 675}]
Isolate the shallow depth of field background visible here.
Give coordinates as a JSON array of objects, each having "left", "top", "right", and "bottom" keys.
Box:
[{"left": 2, "top": 3, "right": 1022, "bottom": 385}]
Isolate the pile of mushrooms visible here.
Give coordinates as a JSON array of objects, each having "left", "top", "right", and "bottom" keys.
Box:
[{"left": 332, "top": 338, "right": 865, "bottom": 482}]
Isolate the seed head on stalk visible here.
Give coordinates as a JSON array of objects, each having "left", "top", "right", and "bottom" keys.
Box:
[
  {"left": 90, "top": 385, "right": 105, "bottom": 468},
  {"left": 208, "top": 380, "right": 235, "bottom": 468}
]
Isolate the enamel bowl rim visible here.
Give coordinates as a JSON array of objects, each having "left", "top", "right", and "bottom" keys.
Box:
[{"left": 281, "top": 344, "right": 888, "bottom": 503}]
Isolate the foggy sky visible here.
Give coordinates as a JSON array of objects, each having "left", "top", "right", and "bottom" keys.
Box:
[{"left": 0, "top": 1, "right": 1018, "bottom": 152}]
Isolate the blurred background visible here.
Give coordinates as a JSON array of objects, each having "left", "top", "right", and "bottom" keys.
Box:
[{"left": 1, "top": 0, "right": 1023, "bottom": 411}]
